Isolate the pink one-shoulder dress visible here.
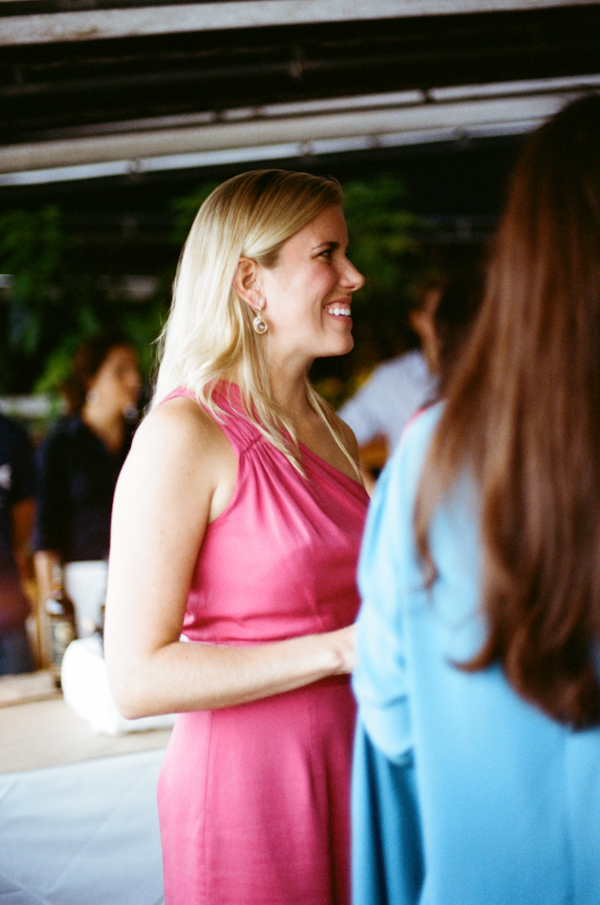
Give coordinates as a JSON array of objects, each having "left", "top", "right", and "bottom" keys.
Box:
[{"left": 157, "top": 384, "right": 369, "bottom": 905}]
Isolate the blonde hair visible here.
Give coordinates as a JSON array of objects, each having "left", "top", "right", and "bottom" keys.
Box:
[{"left": 152, "top": 169, "right": 352, "bottom": 471}]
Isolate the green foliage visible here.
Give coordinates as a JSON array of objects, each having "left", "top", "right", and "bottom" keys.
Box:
[
  {"left": 170, "top": 182, "right": 221, "bottom": 245},
  {"left": 117, "top": 293, "right": 169, "bottom": 380},
  {"left": 0, "top": 205, "right": 170, "bottom": 397},
  {"left": 0, "top": 206, "right": 65, "bottom": 357},
  {"left": 343, "top": 176, "right": 417, "bottom": 285},
  {"left": 33, "top": 336, "right": 87, "bottom": 397},
  {"left": 342, "top": 176, "right": 422, "bottom": 353}
]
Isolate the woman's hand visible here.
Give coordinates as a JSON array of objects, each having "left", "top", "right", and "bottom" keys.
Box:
[{"left": 325, "top": 623, "right": 356, "bottom": 675}]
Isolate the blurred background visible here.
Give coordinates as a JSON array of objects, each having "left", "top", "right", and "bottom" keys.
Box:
[
  {"left": 1, "top": 0, "right": 600, "bottom": 433},
  {"left": 1, "top": 6, "right": 600, "bottom": 899}
]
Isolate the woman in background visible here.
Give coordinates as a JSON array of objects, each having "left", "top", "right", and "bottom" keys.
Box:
[
  {"left": 104, "top": 170, "right": 368, "bottom": 905},
  {"left": 352, "top": 94, "right": 600, "bottom": 905},
  {"left": 33, "top": 329, "right": 141, "bottom": 638}
]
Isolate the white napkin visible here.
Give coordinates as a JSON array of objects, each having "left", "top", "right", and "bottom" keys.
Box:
[{"left": 61, "top": 635, "right": 176, "bottom": 736}]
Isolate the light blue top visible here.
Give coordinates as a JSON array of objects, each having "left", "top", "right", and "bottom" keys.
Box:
[{"left": 352, "top": 402, "right": 600, "bottom": 905}]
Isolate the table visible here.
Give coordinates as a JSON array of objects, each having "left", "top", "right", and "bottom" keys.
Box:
[{"left": 0, "top": 678, "right": 172, "bottom": 904}]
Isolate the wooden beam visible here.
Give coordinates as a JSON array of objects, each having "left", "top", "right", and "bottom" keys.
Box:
[
  {"left": 1, "top": 0, "right": 599, "bottom": 47},
  {"left": 0, "top": 91, "right": 575, "bottom": 183}
]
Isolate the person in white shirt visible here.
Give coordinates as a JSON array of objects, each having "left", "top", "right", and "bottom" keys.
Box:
[
  {"left": 340, "top": 263, "right": 483, "bottom": 491},
  {"left": 338, "top": 276, "right": 442, "bottom": 491}
]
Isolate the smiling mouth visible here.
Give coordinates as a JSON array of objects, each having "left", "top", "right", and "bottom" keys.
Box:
[{"left": 327, "top": 305, "right": 351, "bottom": 317}]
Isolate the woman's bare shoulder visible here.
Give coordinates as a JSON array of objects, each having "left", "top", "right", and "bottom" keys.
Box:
[
  {"left": 136, "top": 395, "right": 230, "bottom": 455},
  {"left": 122, "top": 395, "right": 236, "bottom": 497}
]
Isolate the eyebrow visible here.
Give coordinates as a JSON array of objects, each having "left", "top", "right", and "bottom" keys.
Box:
[{"left": 313, "top": 240, "right": 349, "bottom": 253}]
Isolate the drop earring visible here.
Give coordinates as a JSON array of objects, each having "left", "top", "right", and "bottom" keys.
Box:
[{"left": 253, "top": 312, "right": 267, "bottom": 335}]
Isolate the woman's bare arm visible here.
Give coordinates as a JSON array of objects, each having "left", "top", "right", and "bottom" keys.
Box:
[{"left": 104, "top": 396, "right": 355, "bottom": 720}]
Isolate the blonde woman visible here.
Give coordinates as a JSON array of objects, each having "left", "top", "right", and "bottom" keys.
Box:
[{"left": 104, "top": 170, "right": 368, "bottom": 905}]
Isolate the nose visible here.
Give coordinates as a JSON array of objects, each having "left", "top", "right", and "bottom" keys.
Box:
[{"left": 341, "top": 257, "right": 365, "bottom": 292}]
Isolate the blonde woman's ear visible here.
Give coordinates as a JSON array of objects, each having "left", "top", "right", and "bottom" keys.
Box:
[{"left": 234, "top": 257, "right": 263, "bottom": 307}]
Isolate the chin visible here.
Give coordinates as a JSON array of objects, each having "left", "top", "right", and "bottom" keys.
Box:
[{"left": 327, "top": 336, "right": 354, "bottom": 358}]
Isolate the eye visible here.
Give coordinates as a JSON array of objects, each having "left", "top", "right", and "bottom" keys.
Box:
[{"left": 318, "top": 246, "right": 334, "bottom": 260}]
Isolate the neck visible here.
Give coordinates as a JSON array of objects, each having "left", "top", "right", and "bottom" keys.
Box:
[
  {"left": 231, "top": 352, "right": 314, "bottom": 422},
  {"left": 81, "top": 404, "right": 125, "bottom": 453},
  {"left": 266, "top": 361, "right": 313, "bottom": 424}
]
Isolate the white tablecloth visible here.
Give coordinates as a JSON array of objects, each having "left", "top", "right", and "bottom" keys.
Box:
[{"left": 0, "top": 748, "right": 165, "bottom": 905}]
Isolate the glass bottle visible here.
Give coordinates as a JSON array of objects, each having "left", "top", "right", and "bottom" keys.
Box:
[{"left": 45, "top": 562, "right": 77, "bottom": 689}]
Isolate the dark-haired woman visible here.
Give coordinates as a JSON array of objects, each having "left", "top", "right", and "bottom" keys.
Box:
[
  {"left": 33, "top": 331, "right": 141, "bottom": 639},
  {"left": 352, "top": 94, "right": 600, "bottom": 904}
]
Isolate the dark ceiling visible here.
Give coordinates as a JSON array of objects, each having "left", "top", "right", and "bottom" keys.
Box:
[
  {"left": 1, "top": 1, "right": 600, "bottom": 274},
  {"left": 3, "top": 4, "right": 599, "bottom": 143}
]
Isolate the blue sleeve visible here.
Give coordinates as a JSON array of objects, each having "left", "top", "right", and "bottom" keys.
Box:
[
  {"left": 351, "top": 410, "right": 436, "bottom": 905},
  {"left": 352, "top": 407, "right": 433, "bottom": 761}
]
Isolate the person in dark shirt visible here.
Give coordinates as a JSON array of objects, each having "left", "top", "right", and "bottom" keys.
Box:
[
  {"left": 33, "top": 329, "right": 141, "bottom": 638},
  {"left": 0, "top": 413, "right": 36, "bottom": 675}
]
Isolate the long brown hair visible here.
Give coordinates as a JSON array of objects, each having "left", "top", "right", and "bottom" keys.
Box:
[{"left": 415, "top": 93, "right": 600, "bottom": 729}]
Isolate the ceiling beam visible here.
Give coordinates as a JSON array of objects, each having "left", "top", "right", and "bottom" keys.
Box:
[
  {"left": 3, "top": 86, "right": 593, "bottom": 185},
  {"left": 1, "top": 0, "right": 599, "bottom": 47}
]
